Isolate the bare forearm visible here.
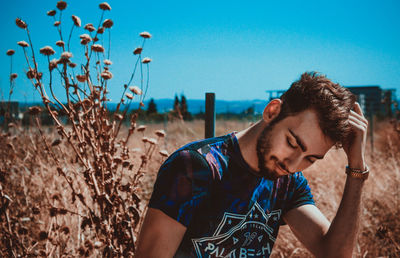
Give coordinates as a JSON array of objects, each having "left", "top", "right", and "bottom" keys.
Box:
[{"left": 321, "top": 176, "right": 365, "bottom": 257}]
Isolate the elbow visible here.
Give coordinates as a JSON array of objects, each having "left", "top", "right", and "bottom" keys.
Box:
[{"left": 313, "top": 238, "right": 354, "bottom": 258}]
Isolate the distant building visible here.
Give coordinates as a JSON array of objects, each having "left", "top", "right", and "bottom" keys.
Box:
[
  {"left": 265, "top": 86, "right": 397, "bottom": 118},
  {"left": 346, "top": 86, "right": 396, "bottom": 118}
]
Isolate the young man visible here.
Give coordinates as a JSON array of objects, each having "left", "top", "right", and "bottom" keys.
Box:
[{"left": 136, "top": 72, "right": 369, "bottom": 257}]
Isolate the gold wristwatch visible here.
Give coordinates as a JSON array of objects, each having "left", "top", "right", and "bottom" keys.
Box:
[{"left": 345, "top": 166, "right": 369, "bottom": 180}]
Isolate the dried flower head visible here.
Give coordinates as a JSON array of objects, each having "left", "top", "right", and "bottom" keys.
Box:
[
  {"left": 99, "top": 2, "right": 111, "bottom": 11},
  {"left": 139, "top": 31, "right": 152, "bottom": 39},
  {"left": 129, "top": 86, "right": 142, "bottom": 95},
  {"left": 26, "top": 68, "right": 35, "bottom": 79},
  {"left": 142, "top": 57, "right": 152, "bottom": 64},
  {"left": 76, "top": 75, "right": 87, "bottom": 82},
  {"left": 68, "top": 62, "right": 77, "bottom": 68},
  {"left": 125, "top": 93, "right": 134, "bottom": 100},
  {"left": 140, "top": 101, "right": 145, "bottom": 107},
  {"left": 102, "top": 19, "right": 113, "bottom": 28},
  {"left": 101, "top": 70, "right": 113, "bottom": 80},
  {"left": 79, "top": 34, "right": 92, "bottom": 45},
  {"left": 91, "top": 44, "right": 104, "bottom": 53},
  {"left": 148, "top": 138, "right": 158, "bottom": 145},
  {"left": 133, "top": 47, "right": 142, "bottom": 55},
  {"left": 159, "top": 150, "right": 169, "bottom": 157},
  {"left": 61, "top": 51, "right": 73, "bottom": 59},
  {"left": 137, "top": 125, "right": 146, "bottom": 132},
  {"left": 28, "top": 106, "right": 42, "bottom": 115},
  {"left": 71, "top": 15, "right": 81, "bottom": 27},
  {"left": 54, "top": 21, "right": 61, "bottom": 27},
  {"left": 155, "top": 129, "right": 166, "bottom": 138},
  {"left": 84, "top": 23, "right": 95, "bottom": 32},
  {"left": 141, "top": 136, "right": 149, "bottom": 143},
  {"left": 49, "top": 58, "right": 58, "bottom": 71},
  {"left": 6, "top": 49, "right": 15, "bottom": 56},
  {"left": 56, "top": 1, "right": 67, "bottom": 10},
  {"left": 97, "top": 27, "right": 104, "bottom": 34},
  {"left": 55, "top": 40, "right": 65, "bottom": 47},
  {"left": 15, "top": 18, "right": 27, "bottom": 29},
  {"left": 10, "top": 73, "right": 18, "bottom": 80},
  {"left": 47, "top": 10, "right": 56, "bottom": 16},
  {"left": 103, "top": 59, "right": 112, "bottom": 65},
  {"left": 17, "top": 41, "right": 29, "bottom": 47},
  {"left": 40, "top": 46, "right": 56, "bottom": 56}
]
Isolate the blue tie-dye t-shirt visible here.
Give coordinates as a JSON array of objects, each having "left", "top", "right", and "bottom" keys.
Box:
[{"left": 149, "top": 132, "right": 315, "bottom": 257}]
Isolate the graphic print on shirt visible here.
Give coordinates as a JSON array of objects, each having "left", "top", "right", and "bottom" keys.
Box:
[{"left": 192, "top": 201, "right": 281, "bottom": 257}]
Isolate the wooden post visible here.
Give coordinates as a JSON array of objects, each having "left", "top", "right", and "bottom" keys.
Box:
[{"left": 205, "top": 93, "right": 215, "bottom": 138}]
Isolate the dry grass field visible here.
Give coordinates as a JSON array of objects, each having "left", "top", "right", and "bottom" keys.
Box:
[
  {"left": 2, "top": 1, "right": 399, "bottom": 256},
  {"left": 1, "top": 118, "right": 400, "bottom": 257}
]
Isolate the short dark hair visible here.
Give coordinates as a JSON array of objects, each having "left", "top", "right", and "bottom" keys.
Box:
[{"left": 276, "top": 72, "right": 356, "bottom": 146}]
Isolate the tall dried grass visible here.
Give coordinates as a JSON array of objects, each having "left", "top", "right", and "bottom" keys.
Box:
[{"left": 1, "top": 1, "right": 162, "bottom": 256}]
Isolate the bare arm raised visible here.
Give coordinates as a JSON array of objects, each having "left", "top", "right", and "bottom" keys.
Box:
[{"left": 284, "top": 102, "right": 368, "bottom": 257}]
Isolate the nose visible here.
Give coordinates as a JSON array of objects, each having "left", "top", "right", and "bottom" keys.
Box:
[{"left": 284, "top": 152, "right": 302, "bottom": 173}]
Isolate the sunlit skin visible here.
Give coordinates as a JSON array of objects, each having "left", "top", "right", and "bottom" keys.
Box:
[
  {"left": 236, "top": 99, "right": 334, "bottom": 179},
  {"left": 255, "top": 108, "right": 334, "bottom": 179}
]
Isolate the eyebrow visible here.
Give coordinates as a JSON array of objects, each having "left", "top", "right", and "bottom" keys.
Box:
[{"left": 288, "top": 129, "right": 324, "bottom": 159}]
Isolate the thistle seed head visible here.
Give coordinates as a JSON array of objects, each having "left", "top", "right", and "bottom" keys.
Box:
[
  {"left": 137, "top": 125, "right": 146, "bottom": 132},
  {"left": 68, "top": 62, "right": 77, "bottom": 68},
  {"left": 76, "top": 75, "right": 87, "bottom": 82},
  {"left": 47, "top": 10, "right": 56, "bottom": 16},
  {"left": 103, "top": 59, "right": 112, "bottom": 65},
  {"left": 15, "top": 18, "right": 27, "bottom": 29},
  {"left": 99, "top": 2, "right": 111, "bottom": 11},
  {"left": 155, "top": 129, "right": 166, "bottom": 138},
  {"left": 10, "top": 73, "right": 18, "bottom": 80},
  {"left": 148, "top": 138, "right": 158, "bottom": 145},
  {"left": 142, "top": 57, "right": 152, "bottom": 64},
  {"left": 101, "top": 70, "right": 113, "bottom": 80},
  {"left": 39, "top": 46, "right": 56, "bottom": 56},
  {"left": 6, "top": 49, "right": 15, "bottom": 56},
  {"left": 49, "top": 59, "right": 58, "bottom": 71},
  {"left": 17, "top": 41, "right": 29, "bottom": 48},
  {"left": 129, "top": 86, "right": 142, "bottom": 95},
  {"left": 84, "top": 23, "right": 95, "bottom": 32},
  {"left": 28, "top": 106, "right": 42, "bottom": 115},
  {"left": 97, "top": 27, "right": 104, "bottom": 34},
  {"left": 102, "top": 19, "right": 113, "bottom": 29},
  {"left": 159, "top": 150, "right": 169, "bottom": 157},
  {"left": 56, "top": 1, "right": 67, "bottom": 10},
  {"left": 125, "top": 93, "right": 134, "bottom": 100},
  {"left": 61, "top": 51, "right": 73, "bottom": 59},
  {"left": 133, "top": 47, "right": 142, "bottom": 55},
  {"left": 139, "top": 31, "right": 151, "bottom": 39},
  {"left": 55, "top": 40, "right": 65, "bottom": 47},
  {"left": 91, "top": 44, "right": 104, "bottom": 53},
  {"left": 71, "top": 15, "right": 81, "bottom": 27}
]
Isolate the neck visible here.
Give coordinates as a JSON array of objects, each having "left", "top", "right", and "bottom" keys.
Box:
[{"left": 235, "top": 120, "right": 266, "bottom": 172}]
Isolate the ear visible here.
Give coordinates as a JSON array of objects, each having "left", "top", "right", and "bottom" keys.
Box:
[{"left": 262, "top": 99, "right": 282, "bottom": 123}]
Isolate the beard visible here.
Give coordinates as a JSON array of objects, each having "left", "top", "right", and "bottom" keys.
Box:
[{"left": 256, "top": 123, "right": 280, "bottom": 180}]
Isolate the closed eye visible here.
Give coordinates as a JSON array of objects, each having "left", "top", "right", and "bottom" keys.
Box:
[{"left": 286, "top": 137, "right": 296, "bottom": 149}]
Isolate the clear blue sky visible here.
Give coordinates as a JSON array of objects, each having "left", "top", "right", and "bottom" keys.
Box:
[{"left": 1, "top": 0, "right": 400, "bottom": 103}]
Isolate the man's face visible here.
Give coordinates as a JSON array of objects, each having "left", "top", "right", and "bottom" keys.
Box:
[{"left": 256, "top": 109, "right": 334, "bottom": 180}]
